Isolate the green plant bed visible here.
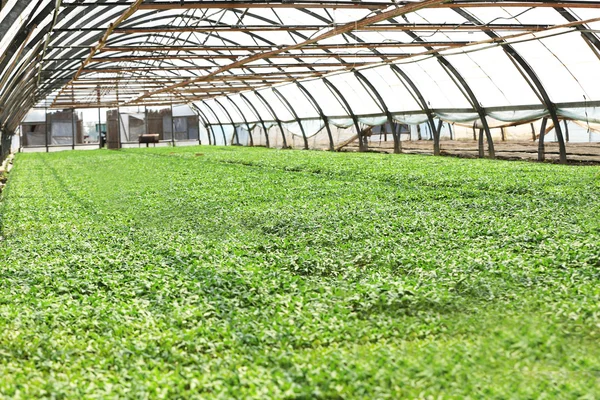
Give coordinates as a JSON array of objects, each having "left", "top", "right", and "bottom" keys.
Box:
[{"left": 0, "top": 146, "right": 599, "bottom": 398}]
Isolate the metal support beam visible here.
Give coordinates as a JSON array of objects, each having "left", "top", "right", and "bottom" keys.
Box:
[
  {"left": 354, "top": 70, "right": 400, "bottom": 154},
  {"left": 538, "top": 117, "right": 548, "bottom": 161},
  {"left": 225, "top": 97, "right": 254, "bottom": 147},
  {"left": 213, "top": 98, "right": 240, "bottom": 145},
  {"left": 45, "top": 107, "right": 49, "bottom": 153},
  {"left": 240, "top": 93, "right": 270, "bottom": 148},
  {"left": 200, "top": 100, "right": 228, "bottom": 145},
  {"left": 254, "top": 91, "right": 288, "bottom": 148},
  {"left": 296, "top": 81, "right": 334, "bottom": 151},
  {"left": 323, "top": 78, "right": 365, "bottom": 152},
  {"left": 71, "top": 108, "right": 76, "bottom": 150},
  {"left": 389, "top": 64, "right": 439, "bottom": 154},
  {"left": 454, "top": 8, "right": 565, "bottom": 163},
  {"left": 170, "top": 103, "right": 176, "bottom": 147},
  {"left": 129, "top": 0, "right": 448, "bottom": 104},
  {"left": 272, "top": 87, "right": 309, "bottom": 150}
]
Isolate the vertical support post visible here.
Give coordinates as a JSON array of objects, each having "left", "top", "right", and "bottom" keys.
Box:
[
  {"left": 392, "top": 121, "right": 400, "bottom": 154},
  {"left": 144, "top": 106, "right": 149, "bottom": 136},
  {"left": 170, "top": 103, "right": 176, "bottom": 147},
  {"left": 71, "top": 108, "right": 76, "bottom": 150},
  {"left": 71, "top": 84, "right": 75, "bottom": 150},
  {"left": 97, "top": 87, "right": 102, "bottom": 149},
  {"left": 435, "top": 119, "right": 443, "bottom": 156},
  {"left": 478, "top": 128, "right": 484, "bottom": 158},
  {"left": 254, "top": 91, "right": 287, "bottom": 148},
  {"left": 71, "top": 85, "right": 76, "bottom": 150},
  {"left": 45, "top": 107, "right": 49, "bottom": 152},
  {"left": 198, "top": 114, "right": 202, "bottom": 145},
  {"left": 240, "top": 93, "right": 270, "bottom": 148},
  {"left": 480, "top": 116, "right": 495, "bottom": 159},
  {"left": 116, "top": 83, "right": 121, "bottom": 149},
  {"left": 538, "top": 117, "right": 548, "bottom": 162},
  {"left": 563, "top": 120, "right": 569, "bottom": 143},
  {"left": 98, "top": 106, "right": 102, "bottom": 149}
]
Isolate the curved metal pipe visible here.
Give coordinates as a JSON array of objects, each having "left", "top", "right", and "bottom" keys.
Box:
[
  {"left": 296, "top": 81, "right": 334, "bottom": 151},
  {"left": 272, "top": 87, "right": 309, "bottom": 149},
  {"left": 239, "top": 93, "right": 270, "bottom": 148},
  {"left": 254, "top": 90, "right": 288, "bottom": 148},
  {"left": 199, "top": 100, "right": 228, "bottom": 145},
  {"left": 322, "top": 77, "right": 365, "bottom": 152},
  {"left": 354, "top": 70, "right": 400, "bottom": 154},
  {"left": 225, "top": 97, "right": 254, "bottom": 146},
  {"left": 213, "top": 97, "right": 240, "bottom": 145}
]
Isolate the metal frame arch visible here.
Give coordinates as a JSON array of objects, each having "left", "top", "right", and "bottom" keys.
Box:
[
  {"left": 389, "top": 22, "right": 495, "bottom": 158},
  {"left": 239, "top": 92, "right": 270, "bottom": 148},
  {"left": 225, "top": 97, "right": 255, "bottom": 147},
  {"left": 555, "top": 8, "right": 600, "bottom": 54},
  {"left": 253, "top": 90, "right": 289, "bottom": 149},
  {"left": 271, "top": 86, "right": 309, "bottom": 150},
  {"left": 213, "top": 97, "right": 241, "bottom": 145},
  {"left": 388, "top": 64, "right": 440, "bottom": 154},
  {"left": 353, "top": 69, "right": 401, "bottom": 154},
  {"left": 143, "top": 9, "right": 328, "bottom": 84},
  {"left": 38, "top": 8, "right": 243, "bottom": 92},
  {"left": 453, "top": 8, "right": 566, "bottom": 163},
  {"left": 198, "top": 99, "right": 228, "bottom": 145},
  {"left": 199, "top": 107, "right": 217, "bottom": 146},
  {"left": 322, "top": 77, "right": 366, "bottom": 152},
  {"left": 292, "top": 2, "right": 440, "bottom": 155},
  {"left": 295, "top": 81, "right": 334, "bottom": 151},
  {"left": 436, "top": 56, "right": 496, "bottom": 158},
  {"left": 0, "top": 2, "right": 38, "bottom": 41},
  {"left": 35, "top": 6, "right": 145, "bottom": 83},
  {"left": 189, "top": 102, "right": 215, "bottom": 145}
]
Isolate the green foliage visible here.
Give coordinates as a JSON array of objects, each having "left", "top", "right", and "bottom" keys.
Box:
[{"left": 0, "top": 146, "right": 599, "bottom": 398}]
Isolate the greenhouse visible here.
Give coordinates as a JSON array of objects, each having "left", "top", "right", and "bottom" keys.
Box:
[{"left": 1, "top": 1, "right": 600, "bottom": 398}]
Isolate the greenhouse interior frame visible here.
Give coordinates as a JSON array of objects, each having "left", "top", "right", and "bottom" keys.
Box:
[
  {"left": 1, "top": 0, "right": 600, "bottom": 163},
  {"left": 3, "top": 1, "right": 600, "bottom": 397}
]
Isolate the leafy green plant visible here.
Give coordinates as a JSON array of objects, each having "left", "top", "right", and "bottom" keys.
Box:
[{"left": 0, "top": 146, "right": 599, "bottom": 398}]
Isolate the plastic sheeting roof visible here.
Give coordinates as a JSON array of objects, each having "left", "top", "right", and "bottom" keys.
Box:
[{"left": 1, "top": 0, "right": 600, "bottom": 133}]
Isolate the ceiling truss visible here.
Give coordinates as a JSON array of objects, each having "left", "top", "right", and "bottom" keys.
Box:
[{"left": 0, "top": 0, "right": 599, "bottom": 133}]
